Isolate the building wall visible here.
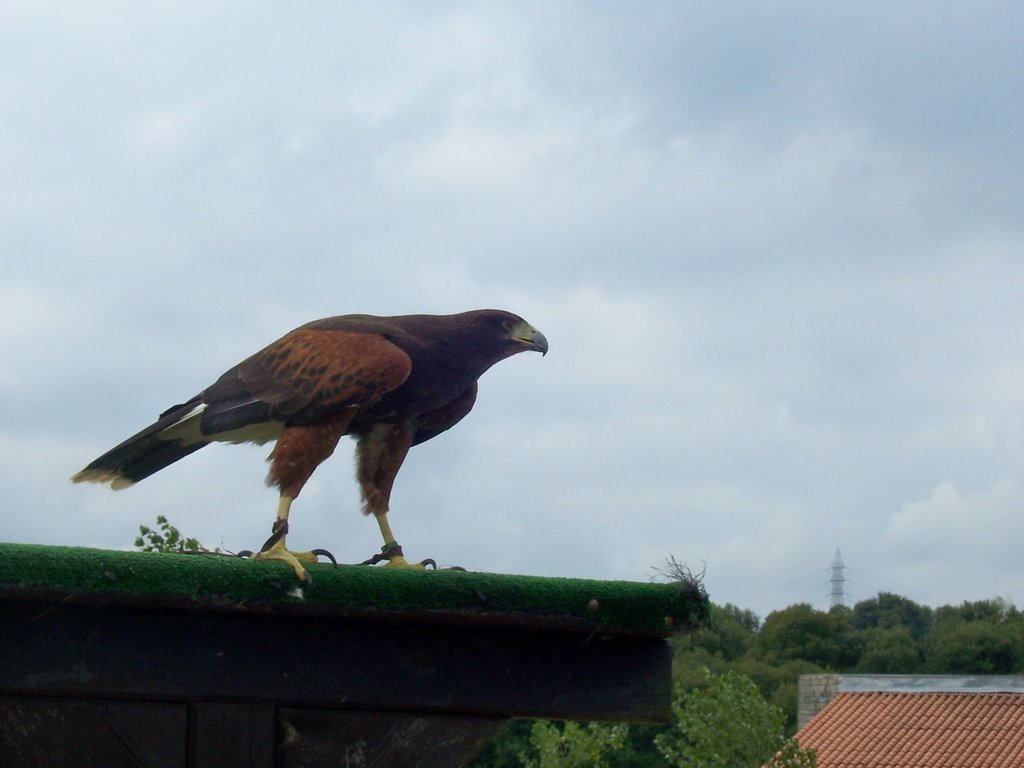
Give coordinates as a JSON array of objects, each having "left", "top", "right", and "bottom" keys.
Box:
[{"left": 798, "top": 674, "right": 839, "bottom": 729}]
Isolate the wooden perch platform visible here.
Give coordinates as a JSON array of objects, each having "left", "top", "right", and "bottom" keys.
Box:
[{"left": 0, "top": 542, "right": 708, "bottom": 767}]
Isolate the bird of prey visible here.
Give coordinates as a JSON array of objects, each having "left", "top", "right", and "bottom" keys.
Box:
[{"left": 72, "top": 310, "right": 548, "bottom": 580}]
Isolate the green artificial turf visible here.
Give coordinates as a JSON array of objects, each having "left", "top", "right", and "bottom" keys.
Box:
[{"left": 0, "top": 542, "right": 708, "bottom": 636}]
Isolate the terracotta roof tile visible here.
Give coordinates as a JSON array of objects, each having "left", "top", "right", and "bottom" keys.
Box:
[{"left": 796, "top": 692, "right": 1024, "bottom": 767}]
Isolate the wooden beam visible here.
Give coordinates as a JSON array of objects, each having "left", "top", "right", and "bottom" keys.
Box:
[
  {"left": 190, "top": 703, "right": 275, "bottom": 768},
  {"left": 276, "top": 709, "right": 505, "bottom": 768},
  {"left": 0, "top": 600, "right": 671, "bottom": 723},
  {"left": 0, "top": 695, "right": 186, "bottom": 767}
]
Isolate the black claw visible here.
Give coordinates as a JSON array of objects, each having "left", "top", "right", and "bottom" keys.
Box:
[
  {"left": 419, "top": 558, "right": 437, "bottom": 570},
  {"left": 236, "top": 550, "right": 254, "bottom": 559},
  {"left": 360, "top": 541, "right": 404, "bottom": 566},
  {"left": 444, "top": 565, "right": 468, "bottom": 572},
  {"left": 310, "top": 548, "right": 338, "bottom": 567},
  {"left": 259, "top": 519, "right": 289, "bottom": 553}
]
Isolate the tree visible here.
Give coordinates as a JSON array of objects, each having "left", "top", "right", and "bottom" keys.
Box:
[
  {"left": 520, "top": 721, "right": 628, "bottom": 768},
  {"left": 655, "top": 669, "right": 816, "bottom": 768},
  {"left": 603, "top": 724, "right": 669, "bottom": 768},
  {"left": 471, "top": 721, "right": 534, "bottom": 768},
  {"left": 756, "top": 604, "right": 862, "bottom": 669},
  {"left": 925, "top": 598, "right": 1024, "bottom": 673},
  {"left": 725, "top": 657, "right": 823, "bottom": 732},
  {"left": 925, "top": 620, "right": 1024, "bottom": 673},
  {"left": 935, "top": 597, "right": 1020, "bottom": 625},
  {"left": 855, "top": 626, "right": 923, "bottom": 673},
  {"left": 686, "top": 603, "right": 760, "bottom": 661},
  {"left": 852, "top": 592, "right": 932, "bottom": 641}
]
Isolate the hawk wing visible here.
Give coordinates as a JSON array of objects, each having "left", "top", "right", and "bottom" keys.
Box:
[
  {"left": 72, "top": 328, "right": 413, "bottom": 488},
  {"left": 198, "top": 328, "right": 413, "bottom": 433}
]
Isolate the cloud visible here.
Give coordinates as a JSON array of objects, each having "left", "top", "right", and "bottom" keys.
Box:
[
  {"left": 2, "top": 2, "right": 1024, "bottom": 617},
  {"left": 883, "top": 480, "right": 1024, "bottom": 603},
  {"left": 887, "top": 480, "right": 1022, "bottom": 558}
]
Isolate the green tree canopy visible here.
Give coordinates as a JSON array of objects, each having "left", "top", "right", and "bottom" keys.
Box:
[
  {"left": 925, "top": 620, "right": 1024, "bottom": 673},
  {"left": 934, "top": 597, "right": 1021, "bottom": 625},
  {"left": 854, "top": 626, "right": 924, "bottom": 673},
  {"left": 655, "top": 669, "right": 816, "bottom": 768},
  {"left": 755, "top": 604, "right": 863, "bottom": 669},
  {"left": 851, "top": 592, "right": 933, "bottom": 640},
  {"left": 521, "top": 722, "right": 627, "bottom": 768},
  {"left": 690, "top": 603, "right": 760, "bottom": 661}
]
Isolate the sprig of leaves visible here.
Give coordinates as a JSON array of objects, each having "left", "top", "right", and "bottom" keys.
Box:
[{"left": 134, "top": 514, "right": 216, "bottom": 553}]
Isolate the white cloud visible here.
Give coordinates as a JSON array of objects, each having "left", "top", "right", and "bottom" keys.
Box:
[
  {"left": 881, "top": 479, "right": 1024, "bottom": 604},
  {"left": 887, "top": 480, "right": 1022, "bottom": 559},
  {"left": 2, "top": 2, "right": 1024, "bottom": 617}
]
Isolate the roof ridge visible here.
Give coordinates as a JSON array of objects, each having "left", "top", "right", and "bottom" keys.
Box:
[{"left": 835, "top": 674, "right": 1024, "bottom": 693}]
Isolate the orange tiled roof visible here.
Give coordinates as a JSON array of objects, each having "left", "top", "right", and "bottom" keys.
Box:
[{"left": 796, "top": 691, "right": 1024, "bottom": 767}]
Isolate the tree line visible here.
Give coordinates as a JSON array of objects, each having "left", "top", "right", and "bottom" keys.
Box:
[
  {"left": 470, "top": 592, "right": 1024, "bottom": 767},
  {"left": 681, "top": 593, "right": 1024, "bottom": 726}
]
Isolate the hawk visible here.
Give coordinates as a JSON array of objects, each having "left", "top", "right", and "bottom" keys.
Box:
[{"left": 72, "top": 310, "right": 548, "bottom": 580}]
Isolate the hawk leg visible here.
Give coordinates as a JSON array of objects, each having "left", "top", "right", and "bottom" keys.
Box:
[
  {"left": 249, "top": 495, "right": 335, "bottom": 582},
  {"left": 251, "top": 416, "right": 352, "bottom": 581},
  {"left": 364, "top": 511, "right": 433, "bottom": 569},
  {"left": 356, "top": 423, "right": 463, "bottom": 570}
]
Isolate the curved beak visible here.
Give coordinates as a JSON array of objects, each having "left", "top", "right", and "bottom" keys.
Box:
[
  {"left": 512, "top": 324, "right": 549, "bottom": 356},
  {"left": 530, "top": 329, "right": 549, "bottom": 356}
]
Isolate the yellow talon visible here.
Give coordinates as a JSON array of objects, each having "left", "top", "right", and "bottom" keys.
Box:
[
  {"left": 252, "top": 545, "right": 311, "bottom": 581},
  {"left": 382, "top": 553, "right": 427, "bottom": 569},
  {"left": 373, "top": 512, "right": 428, "bottom": 567},
  {"left": 248, "top": 494, "right": 326, "bottom": 581}
]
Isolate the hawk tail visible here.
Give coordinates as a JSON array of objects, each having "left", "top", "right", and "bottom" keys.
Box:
[{"left": 70, "top": 398, "right": 210, "bottom": 489}]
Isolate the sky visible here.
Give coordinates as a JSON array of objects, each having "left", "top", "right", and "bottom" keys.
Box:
[{"left": 2, "top": 3, "right": 1023, "bottom": 619}]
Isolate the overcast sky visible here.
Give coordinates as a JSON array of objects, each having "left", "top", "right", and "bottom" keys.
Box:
[{"left": 3, "top": 3, "right": 1023, "bottom": 619}]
